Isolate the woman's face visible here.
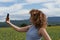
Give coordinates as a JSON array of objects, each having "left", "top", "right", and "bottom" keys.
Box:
[
  {"left": 29, "top": 10, "right": 43, "bottom": 23},
  {"left": 30, "top": 11, "right": 38, "bottom": 23}
]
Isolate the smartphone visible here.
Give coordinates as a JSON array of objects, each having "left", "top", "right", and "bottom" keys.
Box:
[
  {"left": 7, "top": 13, "right": 9, "bottom": 18},
  {"left": 6, "top": 13, "right": 9, "bottom": 21}
]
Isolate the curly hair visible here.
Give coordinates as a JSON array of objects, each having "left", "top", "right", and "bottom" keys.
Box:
[{"left": 29, "top": 9, "right": 47, "bottom": 29}]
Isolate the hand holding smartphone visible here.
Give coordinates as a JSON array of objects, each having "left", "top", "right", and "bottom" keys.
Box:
[{"left": 6, "top": 13, "right": 9, "bottom": 21}]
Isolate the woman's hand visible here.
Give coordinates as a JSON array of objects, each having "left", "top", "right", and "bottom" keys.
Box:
[{"left": 6, "top": 14, "right": 10, "bottom": 24}]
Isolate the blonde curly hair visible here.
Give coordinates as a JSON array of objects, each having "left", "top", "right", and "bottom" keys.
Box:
[{"left": 29, "top": 9, "right": 47, "bottom": 29}]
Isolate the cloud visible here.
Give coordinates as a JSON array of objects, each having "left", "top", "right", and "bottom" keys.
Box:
[
  {"left": 9, "top": 9, "right": 30, "bottom": 20},
  {"left": 56, "top": 0, "right": 60, "bottom": 4},
  {"left": 43, "top": 3, "right": 55, "bottom": 9},
  {"left": 1, "top": 9, "right": 30, "bottom": 22},
  {"left": 39, "top": 7, "right": 60, "bottom": 17},
  {"left": 0, "top": 3, "right": 24, "bottom": 22},
  {"left": 7, "top": 4, "right": 23, "bottom": 13},
  {"left": 36, "top": 0, "right": 60, "bottom": 17},
  {"left": 0, "top": 3, "right": 23, "bottom": 14},
  {"left": 25, "top": 0, "right": 60, "bottom": 17},
  {"left": 0, "top": 3, "right": 30, "bottom": 22},
  {"left": 10, "top": 14, "right": 30, "bottom": 20},
  {"left": 0, "top": 0, "right": 15, "bottom": 2},
  {"left": 26, "top": 0, "right": 55, "bottom": 4},
  {"left": 0, "top": 0, "right": 60, "bottom": 22},
  {"left": 11, "top": 9, "right": 30, "bottom": 14}
]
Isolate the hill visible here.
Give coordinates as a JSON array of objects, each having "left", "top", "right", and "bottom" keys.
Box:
[
  {"left": 47, "top": 17, "right": 60, "bottom": 25},
  {"left": 0, "top": 17, "right": 60, "bottom": 27},
  {"left": 0, "top": 19, "right": 31, "bottom": 27}
]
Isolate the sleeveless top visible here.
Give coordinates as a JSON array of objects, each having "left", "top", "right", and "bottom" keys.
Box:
[{"left": 26, "top": 25, "right": 42, "bottom": 40}]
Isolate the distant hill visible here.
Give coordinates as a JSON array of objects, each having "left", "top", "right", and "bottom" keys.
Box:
[
  {"left": 0, "top": 19, "right": 31, "bottom": 27},
  {"left": 0, "top": 17, "right": 60, "bottom": 27},
  {"left": 47, "top": 17, "right": 60, "bottom": 25}
]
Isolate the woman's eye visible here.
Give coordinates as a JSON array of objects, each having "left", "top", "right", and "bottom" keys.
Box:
[
  {"left": 34, "top": 14, "right": 36, "bottom": 16},
  {"left": 35, "top": 15, "right": 38, "bottom": 18}
]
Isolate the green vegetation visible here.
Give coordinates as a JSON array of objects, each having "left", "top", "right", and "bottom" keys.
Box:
[{"left": 0, "top": 26, "right": 60, "bottom": 40}]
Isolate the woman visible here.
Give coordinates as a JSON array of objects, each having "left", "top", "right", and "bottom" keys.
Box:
[{"left": 6, "top": 9, "right": 51, "bottom": 40}]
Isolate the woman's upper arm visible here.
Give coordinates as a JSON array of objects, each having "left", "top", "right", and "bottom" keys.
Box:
[
  {"left": 39, "top": 28, "right": 51, "bottom": 40},
  {"left": 17, "top": 25, "right": 32, "bottom": 32}
]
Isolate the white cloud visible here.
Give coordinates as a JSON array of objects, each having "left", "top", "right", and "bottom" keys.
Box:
[
  {"left": 0, "top": 0, "right": 15, "bottom": 2},
  {"left": 56, "top": 0, "right": 60, "bottom": 4},
  {"left": 37, "top": 0, "right": 60, "bottom": 17},
  {"left": 25, "top": 0, "right": 60, "bottom": 17},
  {"left": 39, "top": 7, "right": 60, "bottom": 17},
  {"left": 26, "top": 0, "right": 55, "bottom": 4},
  {"left": 0, "top": 3, "right": 31, "bottom": 22},
  {"left": 1, "top": 3, "right": 28, "bottom": 13},
  {"left": 12, "top": 9, "right": 30, "bottom": 15},
  {"left": 0, "top": 3, "right": 23, "bottom": 15},
  {"left": 0, "top": 0, "right": 60, "bottom": 22},
  {"left": 26, "top": 0, "right": 46, "bottom": 3},
  {"left": 39, "top": 8, "right": 51, "bottom": 17},
  {"left": 0, "top": 3, "right": 24, "bottom": 22},
  {"left": 7, "top": 4, "right": 23, "bottom": 13},
  {"left": 43, "top": 3, "right": 55, "bottom": 9},
  {"left": 9, "top": 9, "right": 30, "bottom": 20}
]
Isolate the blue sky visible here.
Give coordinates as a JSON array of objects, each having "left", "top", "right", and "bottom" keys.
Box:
[{"left": 0, "top": 0, "right": 60, "bottom": 22}]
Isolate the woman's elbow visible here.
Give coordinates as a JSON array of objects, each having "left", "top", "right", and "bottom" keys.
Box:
[
  {"left": 15, "top": 28, "right": 21, "bottom": 32},
  {"left": 46, "top": 37, "right": 52, "bottom": 40},
  {"left": 46, "top": 38, "right": 52, "bottom": 40}
]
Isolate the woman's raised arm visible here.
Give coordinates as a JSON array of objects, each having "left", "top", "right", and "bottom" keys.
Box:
[{"left": 6, "top": 14, "right": 31, "bottom": 32}]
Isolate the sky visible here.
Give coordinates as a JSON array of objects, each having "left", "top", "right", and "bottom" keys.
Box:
[{"left": 0, "top": 0, "right": 60, "bottom": 22}]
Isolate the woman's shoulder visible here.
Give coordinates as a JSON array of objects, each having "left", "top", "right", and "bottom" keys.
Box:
[{"left": 38, "top": 28, "right": 47, "bottom": 34}]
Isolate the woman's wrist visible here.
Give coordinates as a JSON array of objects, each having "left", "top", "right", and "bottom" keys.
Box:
[
  {"left": 8, "top": 22, "right": 12, "bottom": 25},
  {"left": 6, "top": 21, "right": 11, "bottom": 25}
]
